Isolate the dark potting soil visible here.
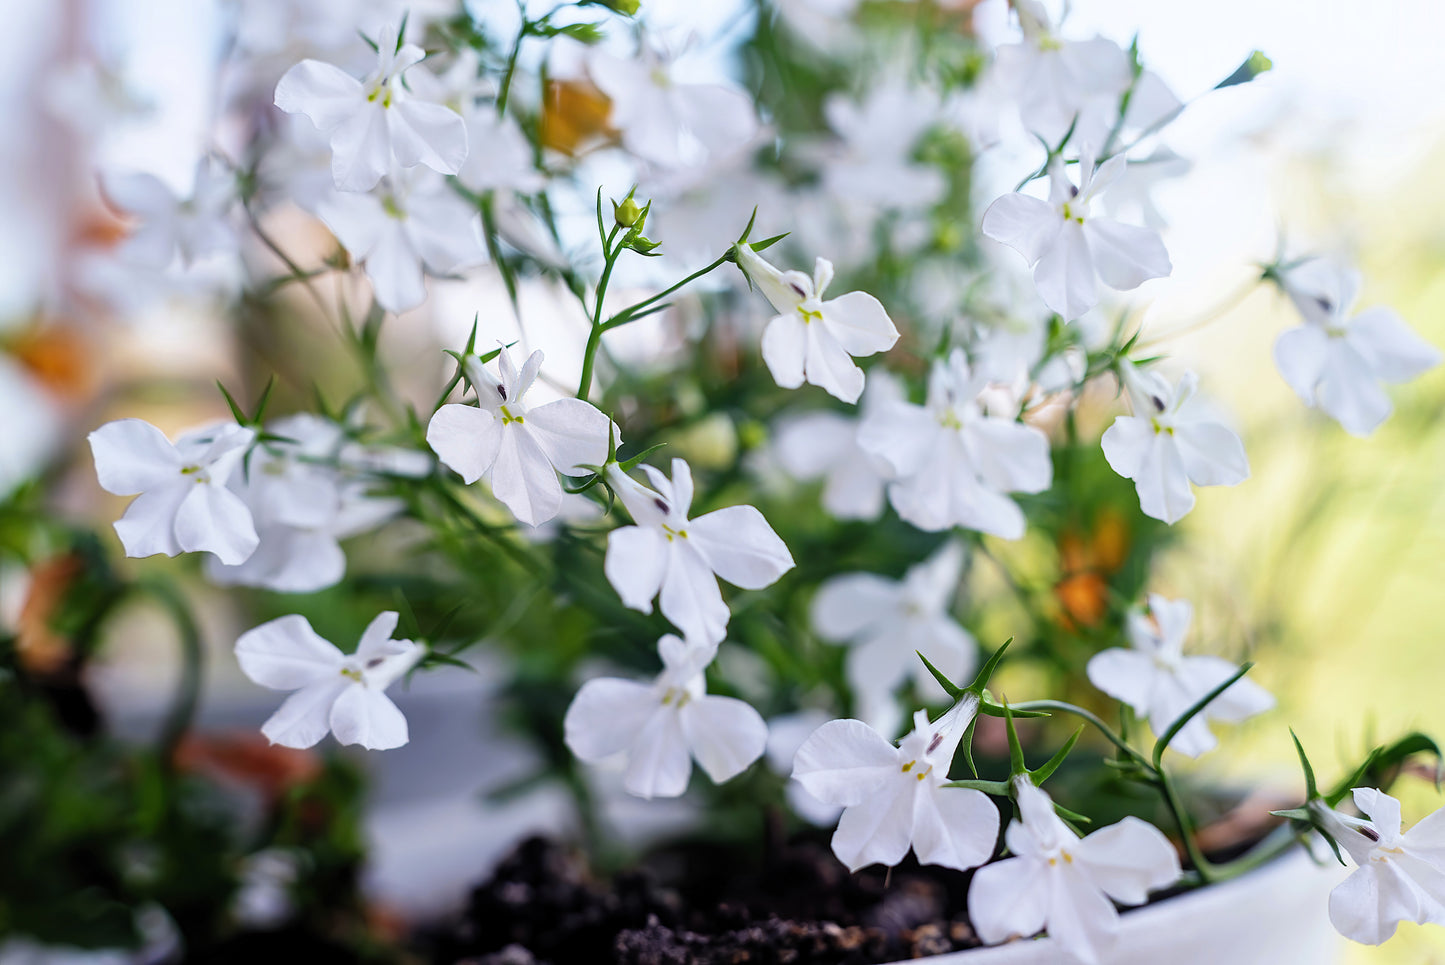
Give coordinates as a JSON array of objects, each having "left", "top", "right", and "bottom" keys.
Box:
[{"left": 433, "top": 832, "right": 986, "bottom": 965}]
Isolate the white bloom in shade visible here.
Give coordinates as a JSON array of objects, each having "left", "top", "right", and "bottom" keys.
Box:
[
  {"left": 812, "top": 541, "right": 976, "bottom": 707},
  {"left": 820, "top": 82, "right": 945, "bottom": 211},
  {"left": 792, "top": 698, "right": 999, "bottom": 872},
  {"left": 102, "top": 158, "right": 237, "bottom": 270},
  {"left": 858, "top": 349, "right": 1052, "bottom": 538},
  {"left": 457, "top": 111, "right": 544, "bottom": 195},
  {"left": 1100, "top": 364, "right": 1249, "bottom": 524},
  {"left": 765, "top": 710, "right": 844, "bottom": 826},
  {"left": 274, "top": 20, "right": 467, "bottom": 192},
  {"left": 1317, "top": 788, "right": 1445, "bottom": 945},
  {"left": 989, "top": 0, "right": 1132, "bottom": 143},
  {"left": 604, "top": 458, "right": 794, "bottom": 646},
  {"left": 970, "top": 777, "right": 1181, "bottom": 964},
  {"left": 428, "top": 347, "right": 613, "bottom": 527},
  {"left": 235, "top": 611, "right": 423, "bottom": 750},
  {"left": 1273, "top": 259, "right": 1441, "bottom": 437},
  {"left": 734, "top": 243, "right": 899, "bottom": 404},
  {"left": 588, "top": 45, "right": 759, "bottom": 169},
  {"left": 983, "top": 153, "right": 1171, "bottom": 322},
  {"left": 89, "top": 419, "right": 258, "bottom": 565},
  {"left": 564, "top": 634, "right": 768, "bottom": 799},
  {"left": 1086, "top": 594, "right": 1273, "bottom": 757},
  {"left": 316, "top": 167, "right": 485, "bottom": 313},
  {"left": 772, "top": 371, "right": 902, "bottom": 520}
]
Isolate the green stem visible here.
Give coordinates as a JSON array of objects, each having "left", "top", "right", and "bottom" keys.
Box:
[
  {"left": 1011, "top": 699, "right": 1145, "bottom": 765},
  {"left": 133, "top": 578, "right": 204, "bottom": 766},
  {"left": 600, "top": 252, "right": 732, "bottom": 332},
  {"left": 495, "top": 9, "right": 532, "bottom": 117},
  {"left": 576, "top": 225, "right": 622, "bottom": 399}
]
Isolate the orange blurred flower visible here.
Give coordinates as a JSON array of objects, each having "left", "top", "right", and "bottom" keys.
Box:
[
  {"left": 1053, "top": 508, "right": 1131, "bottom": 630},
  {"left": 539, "top": 78, "right": 615, "bottom": 157}
]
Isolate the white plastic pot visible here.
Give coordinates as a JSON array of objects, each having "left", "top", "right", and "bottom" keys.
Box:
[{"left": 898, "top": 846, "right": 1345, "bottom": 965}]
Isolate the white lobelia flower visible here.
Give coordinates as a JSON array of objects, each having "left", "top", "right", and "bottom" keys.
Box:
[
  {"left": 1086, "top": 593, "right": 1274, "bottom": 757},
  {"left": 428, "top": 347, "right": 614, "bottom": 527},
  {"left": 982, "top": 153, "right": 1171, "bottom": 322},
  {"left": 811, "top": 541, "right": 976, "bottom": 709},
  {"left": 89, "top": 419, "right": 259, "bottom": 565},
  {"left": 1100, "top": 364, "right": 1249, "bottom": 524},
  {"left": 771, "top": 370, "right": 903, "bottom": 520},
  {"left": 819, "top": 82, "right": 946, "bottom": 212},
  {"left": 235, "top": 611, "right": 423, "bottom": 750},
  {"left": 858, "top": 348, "right": 1053, "bottom": 538},
  {"left": 792, "top": 697, "right": 999, "bottom": 872},
  {"left": 604, "top": 458, "right": 794, "bottom": 647},
  {"left": 989, "top": 0, "right": 1132, "bottom": 143},
  {"left": 274, "top": 20, "right": 468, "bottom": 192},
  {"left": 315, "top": 166, "right": 486, "bottom": 313},
  {"left": 1273, "top": 258, "right": 1441, "bottom": 437},
  {"left": 765, "top": 709, "right": 845, "bottom": 827},
  {"left": 205, "top": 414, "right": 411, "bottom": 593},
  {"left": 733, "top": 243, "right": 899, "bottom": 404},
  {"left": 101, "top": 158, "right": 238, "bottom": 270},
  {"left": 587, "top": 45, "right": 759, "bottom": 169},
  {"left": 1316, "top": 788, "right": 1445, "bottom": 945},
  {"left": 564, "top": 634, "right": 769, "bottom": 799},
  {"left": 969, "top": 776, "right": 1181, "bottom": 965}
]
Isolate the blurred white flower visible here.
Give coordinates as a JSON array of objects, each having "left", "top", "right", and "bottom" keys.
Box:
[
  {"left": 101, "top": 158, "right": 238, "bottom": 271},
  {"left": 734, "top": 244, "right": 899, "bottom": 403},
  {"left": 274, "top": 20, "right": 467, "bottom": 192},
  {"left": 818, "top": 82, "right": 945, "bottom": 211},
  {"left": 983, "top": 153, "right": 1171, "bottom": 322},
  {"left": 812, "top": 541, "right": 976, "bottom": 709},
  {"left": 316, "top": 167, "right": 486, "bottom": 313},
  {"left": 969, "top": 776, "right": 1180, "bottom": 964},
  {"left": 1100, "top": 364, "right": 1248, "bottom": 524},
  {"left": 0, "top": 356, "right": 62, "bottom": 502},
  {"left": 1087, "top": 593, "right": 1274, "bottom": 757},
  {"left": 989, "top": 0, "right": 1132, "bottom": 143},
  {"left": 588, "top": 45, "right": 759, "bottom": 169},
  {"left": 89, "top": 420, "right": 258, "bottom": 565},
  {"left": 235, "top": 611, "right": 423, "bottom": 750},
  {"left": 858, "top": 349, "right": 1052, "bottom": 538},
  {"left": 564, "top": 634, "right": 768, "bottom": 799},
  {"left": 457, "top": 110, "right": 544, "bottom": 195},
  {"left": 604, "top": 458, "right": 794, "bottom": 646},
  {"left": 205, "top": 414, "right": 410, "bottom": 593},
  {"left": 792, "top": 698, "right": 998, "bottom": 872},
  {"left": 1317, "top": 788, "right": 1445, "bottom": 945},
  {"left": 772, "top": 370, "right": 902, "bottom": 520},
  {"left": 1273, "top": 258, "right": 1441, "bottom": 437},
  {"left": 428, "top": 347, "right": 614, "bottom": 526},
  {"left": 232, "top": 849, "right": 299, "bottom": 928},
  {"left": 765, "top": 709, "right": 844, "bottom": 826}
]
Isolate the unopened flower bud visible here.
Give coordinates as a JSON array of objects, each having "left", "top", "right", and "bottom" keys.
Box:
[{"left": 614, "top": 196, "right": 643, "bottom": 227}]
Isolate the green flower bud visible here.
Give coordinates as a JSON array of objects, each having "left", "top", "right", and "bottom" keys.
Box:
[{"left": 614, "top": 197, "right": 643, "bottom": 228}]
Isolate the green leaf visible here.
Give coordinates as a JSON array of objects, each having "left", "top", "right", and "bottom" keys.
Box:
[
  {"left": 1003, "top": 701, "right": 1026, "bottom": 777},
  {"left": 619, "top": 442, "right": 667, "bottom": 472},
  {"left": 1290, "top": 729, "right": 1320, "bottom": 801},
  {"left": 1215, "top": 50, "right": 1272, "bottom": 89},
  {"left": 968, "top": 637, "right": 1014, "bottom": 694},
  {"left": 1031, "top": 725, "right": 1084, "bottom": 785},
  {"left": 1152, "top": 662, "right": 1253, "bottom": 768},
  {"left": 216, "top": 381, "right": 248, "bottom": 424},
  {"left": 943, "top": 777, "right": 1010, "bottom": 795},
  {"left": 735, "top": 206, "right": 759, "bottom": 244},
  {"left": 251, "top": 375, "right": 278, "bottom": 425},
  {"left": 749, "top": 231, "right": 790, "bottom": 253},
  {"left": 916, "top": 650, "right": 966, "bottom": 700}
]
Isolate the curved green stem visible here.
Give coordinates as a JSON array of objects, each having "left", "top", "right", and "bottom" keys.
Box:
[{"left": 132, "top": 578, "right": 204, "bottom": 766}]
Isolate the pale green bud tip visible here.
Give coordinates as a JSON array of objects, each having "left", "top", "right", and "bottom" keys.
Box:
[
  {"left": 605, "top": 0, "right": 640, "bottom": 14},
  {"left": 614, "top": 197, "right": 643, "bottom": 227},
  {"left": 1216, "top": 50, "right": 1272, "bottom": 89}
]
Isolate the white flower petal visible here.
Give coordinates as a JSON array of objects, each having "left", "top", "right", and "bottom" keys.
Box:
[
  {"left": 1033, "top": 221, "right": 1098, "bottom": 321},
  {"left": 427, "top": 404, "right": 503, "bottom": 485},
  {"left": 564, "top": 677, "right": 658, "bottom": 762},
  {"left": 274, "top": 59, "right": 364, "bottom": 131},
  {"left": 329, "top": 685, "right": 409, "bottom": 750},
  {"left": 1073, "top": 816, "right": 1180, "bottom": 905},
  {"left": 803, "top": 321, "right": 867, "bottom": 403},
  {"left": 962, "top": 417, "right": 1053, "bottom": 494},
  {"left": 1044, "top": 864, "right": 1121, "bottom": 965},
  {"left": 687, "top": 505, "right": 794, "bottom": 590},
  {"left": 1173, "top": 422, "right": 1249, "bottom": 488},
  {"left": 1329, "top": 864, "right": 1418, "bottom": 945},
  {"left": 791, "top": 717, "right": 899, "bottom": 808},
  {"left": 761, "top": 315, "right": 808, "bottom": 390},
  {"left": 1177, "top": 655, "right": 1274, "bottom": 722},
  {"left": 1083, "top": 217, "right": 1171, "bottom": 291},
  {"left": 1273, "top": 324, "right": 1331, "bottom": 405},
  {"left": 604, "top": 525, "right": 668, "bottom": 613},
  {"left": 489, "top": 424, "right": 563, "bottom": 526},
  {"left": 1319, "top": 340, "right": 1395, "bottom": 436},
  {"left": 112, "top": 485, "right": 189, "bottom": 559},
  {"left": 1348, "top": 307, "right": 1441, "bottom": 383},
  {"left": 363, "top": 220, "right": 427, "bottom": 313},
  {"left": 857, "top": 400, "right": 936, "bottom": 478},
  {"left": 658, "top": 541, "right": 730, "bottom": 646},
  {"left": 328, "top": 103, "right": 391, "bottom": 192},
  {"left": 387, "top": 99, "right": 468, "bottom": 176},
  {"left": 524, "top": 399, "right": 613, "bottom": 473},
  {"left": 910, "top": 786, "right": 999, "bottom": 871},
  {"left": 89, "top": 419, "right": 182, "bottom": 494},
  {"left": 261, "top": 679, "right": 349, "bottom": 749},
  {"left": 1086, "top": 649, "right": 1156, "bottom": 716},
  {"left": 174, "top": 482, "right": 260, "bottom": 565},
  {"left": 981, "top": 192, "right": 1060, "bottom": 265},
  {"left": 236, "top": 614, "right": 345, "bottom": 690},
  {"left": 623, "top": 706, "right": 693, "bottom": 799},
  {"left": 680, "top": 694, "right": 768, "bottom": 784},
  {"left": 821, "top": 291, "right": 899, "bottom": 358},
  {"left": 810, "top": 573, "right": 899, "bottom": 642},
  {"left": 832, "top": 782, "right": 915, "bottom": 871},
  {"left": 969, "top": 856, "right": 1050, "bottom": 945}
]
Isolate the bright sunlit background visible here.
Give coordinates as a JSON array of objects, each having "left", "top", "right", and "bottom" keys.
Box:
[{"left": 4, "top": 0, "right": 1445, "bottom": 961}]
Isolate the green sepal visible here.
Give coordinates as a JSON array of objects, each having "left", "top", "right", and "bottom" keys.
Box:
[
  {"left": 1031, "top": 725, "right": 1085, "bottom": 785},
  {"left": 1215, "top": 50, "right": 1272, "bottom": 89},
  {"left": 1290, "top": 729, "right": 1321, "bottom": 801},
  {"left": 916, "top": 650, "right": 966, "bottom": 701},
  {"left": 619, "top": 442, "right": 667, "bottom": 472},
  {"left": 216, "top": 380, "right": 249, "bottom": 425},
  {"left": 1003, "top": 701, "right": 1027, "bottom": 778},
  {"left": 944, "top": 778, "right": 1010, "bottom": 796}
]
